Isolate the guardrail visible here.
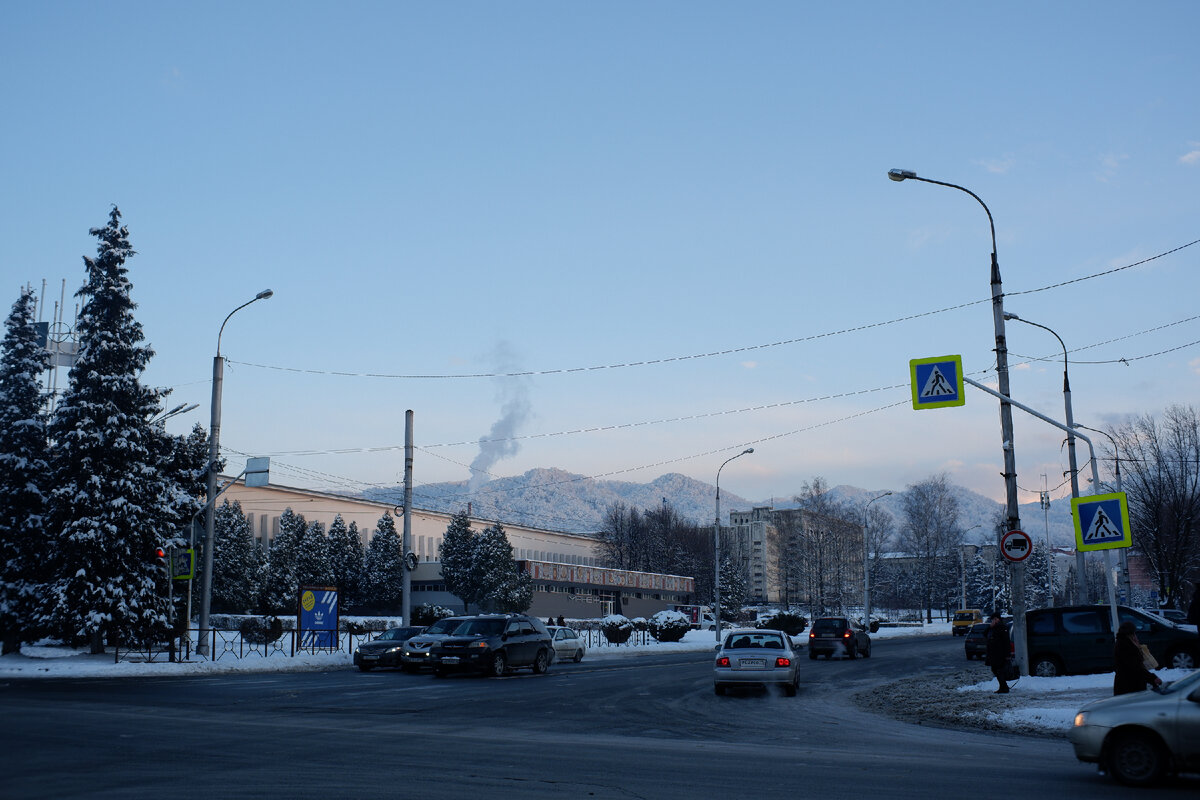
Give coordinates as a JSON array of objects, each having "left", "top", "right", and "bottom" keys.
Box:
[{"left": 113, "top": 628, "right": 378, "bottom": 664}]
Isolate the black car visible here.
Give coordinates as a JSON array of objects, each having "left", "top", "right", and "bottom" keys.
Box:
[
  {"left": 431, "top": 614, "right": 554, "bottom": 678},
  {"left": 353, "top": 625, "right": 426, "bottom": 671},
  {"left": 807, "top": 616, "right": 871, "bottom": 659},
  {"left": 1025, "top": 604, "right": 1200, "bottom": 677}
]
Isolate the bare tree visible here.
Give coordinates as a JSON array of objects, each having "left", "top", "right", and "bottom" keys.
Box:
[
  {"left": 899, "top": 474, "right": 962, "bottom": 622},
  {"left": 1109, "top": 405, "right": 1200, "bottom": 608}
]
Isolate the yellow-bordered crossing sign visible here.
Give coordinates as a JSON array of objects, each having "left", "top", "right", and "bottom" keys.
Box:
[
  {"left": 1072, "top": 492, "right": 1132, "bottom": 551},
  {"left": 910, "top": 355, "right": 965, "bottom": 410}
]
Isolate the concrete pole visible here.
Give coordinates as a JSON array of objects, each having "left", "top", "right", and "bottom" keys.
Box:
[
  {"left": 401, "top": 410, "right": 414, "bottom": 626},
  {"left": 714, "top": 449, "right": 753, "bottom": 642}
]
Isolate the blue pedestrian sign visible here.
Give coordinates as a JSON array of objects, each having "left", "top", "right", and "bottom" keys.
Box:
[
  {"left": 1072, "top": 492, "right": 1132, "bottom": 552},
  {"left": 909, "top": 355, "right": 965, "bottom": 410}
]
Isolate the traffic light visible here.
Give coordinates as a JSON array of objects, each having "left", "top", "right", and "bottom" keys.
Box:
[{"left": 154, "top": 546, "right": 167, "bottom": 568}]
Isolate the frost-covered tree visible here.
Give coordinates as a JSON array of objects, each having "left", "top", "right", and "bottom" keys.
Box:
[
  {"left": 261, "top": 508, "right": 306, "bottom": 614},
  {"left": 296, "top": 520, "right": 333, "bottom": 587},
  {"left": 964, "top": 554, "right": 993, "bottom": 610},
  {"left": 0, "top": 287, "right": 51, "bottom": 653},
  {"left": 899, "top": 474, "right": 962, "bottom": 622},
  {"left": 718, "top": 556, "right": 747, "bottom": 622},
  {"left": 212, "top": 500, "right": 259, "bottom": 614},
  {"left": 473, "top": 523, "right": 531, "bottom": 613},
  {"left": 439, "top": 511, "right": 476, "bottom": 612},
  {"left": 43, "top": 208, "right": 177, "bottom": 651},
  {"left": 327, "top": 515, "right": 363, "bottom": 610},
  {"left": 362, "top": 513, "right": 403, "bottom": 612}
]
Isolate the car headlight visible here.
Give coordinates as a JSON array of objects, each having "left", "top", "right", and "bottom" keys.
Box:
[
  {"left": 468, "top": 641, "right": 490, "bottom": 650},
  {"left": 1073, "top": 712, "right": 1089, "bottom": 728},
  {"left": 386, "top": 646, "right": 403, "bottom": 654}
]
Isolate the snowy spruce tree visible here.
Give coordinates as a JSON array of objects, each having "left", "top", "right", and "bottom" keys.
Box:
[
  {"left": 718, "top": 556, "right": 747, "bottom": 622},
  {"left": 473, "top": 523, "right": 531, "bottom": 613},
  {"left": 439, "top": 511, "right": 476, "bottom": 612},
  {"left": 296, "top": 520, "right": 333, "bottom": 587},
  {"left": 261, "top": 508, "right": 306, "bottom": 614},
  {"left": 0, "top": 287, "right": 51, "bottom": 653},
  {"left": 43, "top": 208, "right": 179, "bottom": 651},
  {"left": 212, "top": 500, "right": 260, "bottom": 614},
  {"left": 326, "top": 515, "right": 364, "bottom": 611},
  {"left": 362, "top": 513, "right": 403, "bottom": 612}
]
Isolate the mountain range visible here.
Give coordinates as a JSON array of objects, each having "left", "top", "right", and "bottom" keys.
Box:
[{"left": 363, "top": 468, "right": 1078, "bottom": 548}]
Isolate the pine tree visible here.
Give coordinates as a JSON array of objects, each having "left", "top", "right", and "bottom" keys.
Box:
[
  {"left": 327, "top": 515, "right": 363, "bottom": 611},
  {"left": 44, "top": 208, "right": 176, "bottom": 650},
  {"left": 212, "top": 500, "right": 258, "bottom": 614},
  {"left": 964, "top": 554, "right": 993, "bottom": 609},
  {"left": 439, "top": 511, "right": 477, "bottom": 613},
  {"left": 261, "top": 508, "right": 306, "bottom": 614},
  {"left": 362, "top": 513, "right": 403, "bottom": 612},
  {"left": 0, "top": 287, "right": 51, "bottom": 653},
  {"left": 296, "top": 520, "right": 333, "bottom": 587},
  {"left": 718, "top": 556, "right": 747, "bottom": 622},
  {"left": 473, "top": 523, "right": 530, "bottom": 613}
]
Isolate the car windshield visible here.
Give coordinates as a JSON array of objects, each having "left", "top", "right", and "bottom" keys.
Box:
[
  {"left": 427, "top": 618, "right": 465, "bottom": 635},
  {"left": 954, "top": 612, "right": 976, "bottom": 621},
  {"left": 376, "top": 627, "right": 420, "bottom": 641},
  {"left": 456, "top": 618, "right": 506, "bottom": 637}
]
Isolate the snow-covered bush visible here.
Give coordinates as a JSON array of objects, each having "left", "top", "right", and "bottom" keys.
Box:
[
  {"left": 239, "top": 616, "right": 283, "bottom": 644},
  {"left": 631, "top": 617, "right": 648, "bottom": 632},
  {"left": 600, "top": 614, "right": 634, "bottom": 644},
  {"left": 412, "top": 604, "right": 456, "bottom": 626},
  {"left": 756, "top": 611, "right": 807, "bottom": 636},
  {"left": 647, "top": 610, "right": 690, "bottom": 642}
]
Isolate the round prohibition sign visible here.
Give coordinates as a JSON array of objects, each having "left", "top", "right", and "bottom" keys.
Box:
[{"left": 1000, "top": 529, "right": 1033, "bottom": 562}]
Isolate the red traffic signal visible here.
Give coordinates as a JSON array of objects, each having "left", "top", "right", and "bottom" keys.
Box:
[{"left": 153, "top": 547, "right": 167, "bottom": 566}]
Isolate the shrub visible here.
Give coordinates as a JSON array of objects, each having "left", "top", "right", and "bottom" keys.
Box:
[
  {"left": 756, "top": 612, "right": 808, "bottom": 636},
  {"left": 412, "top": 604, "right": 456, "bottom": 626},
  {"left": 239, "top": 616, "right": 283, "bottom": 644},
  {"left": 631, "top": 617, "right": 649, "bottom": 632},
  {"left": 600, "top": 614, "right": 634, "bottom": 644},
  {"left": 647, "top": 610, "right": 690, "bottom": 642}
]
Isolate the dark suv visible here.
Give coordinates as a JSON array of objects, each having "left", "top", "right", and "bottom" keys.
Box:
[
  {"left": 430, "top": 614, "right": 554, "bottom": 678},
  {"left": 1025, "top": 604, "right": 1200, "bottom": 677}
]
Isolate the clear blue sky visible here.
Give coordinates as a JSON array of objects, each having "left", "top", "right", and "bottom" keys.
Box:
[{"left": 3, "top": 2, "right": 1198, "bottom": 519}]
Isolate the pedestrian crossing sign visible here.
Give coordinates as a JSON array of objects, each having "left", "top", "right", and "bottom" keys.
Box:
[
  {"left": 1072, "top": 492, "right": 1132, "bottom": 552},
  {"left": 909, "top": 355, "right": 965, "bottom": 410}
]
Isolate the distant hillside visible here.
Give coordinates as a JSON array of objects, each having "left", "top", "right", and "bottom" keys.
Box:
[{"left": 363, "top": 469, "right": 1078, "bottom": 546}]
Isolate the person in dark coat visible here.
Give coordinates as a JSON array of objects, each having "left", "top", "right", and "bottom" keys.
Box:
[
  {"left": 1113, "top": 621, "right": 1163, "bottom": 696},
  {"left": 984, "top": 611, "right": 1011, "bottom": 693},
  {"left": 1186, "top": 581, "right": 1200, "bottom": 626}
]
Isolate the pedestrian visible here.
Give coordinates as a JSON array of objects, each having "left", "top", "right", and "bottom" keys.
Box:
[
  {"left": 984, "top": 611, "right": 1011, "bottom": 694},
  {"left": 1113, "top": 621, "right": 1163, "bottom": 696},
  {"left": 547, "top": 617, "right": 555, "bottom": 627},
  {"left": 556, "top": 615, "right": 565, "bottom": 627},
  {"left": 1186, "top": 580, "right": 1200, "bottom": 626}
]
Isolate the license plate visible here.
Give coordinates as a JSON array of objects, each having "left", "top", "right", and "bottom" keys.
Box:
[
  {"left": 362, "top": 655, "right": 378, "bottom": 660},
  {"left": 739, "top": 659, "right": 766, "bottom": 668},
  {"left": 440, "top": 656, "right": 460, "bottom": 665}
]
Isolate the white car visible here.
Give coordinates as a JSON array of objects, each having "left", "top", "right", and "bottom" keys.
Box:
[
  {"left": 547, "top": 625, "right": 586, "bottom": 662},
  {"left": 1069, "top": 668, "right": 1200, "bottom": 785},
  {"left": 713, "top": 628, "right": 800, "bottom": 697}
]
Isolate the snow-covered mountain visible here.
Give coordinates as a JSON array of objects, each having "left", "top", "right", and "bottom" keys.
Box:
[{"left": 362, "top": 468, "right": 1079, "bottom": 546}]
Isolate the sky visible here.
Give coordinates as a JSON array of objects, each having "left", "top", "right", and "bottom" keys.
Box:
[{"left": 3, "top": 2, "right": 1198, "bottom": 521}]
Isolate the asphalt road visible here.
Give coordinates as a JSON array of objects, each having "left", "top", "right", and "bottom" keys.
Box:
[{"left": 1, "top": 634, "right": 1194, "bottom": 799}]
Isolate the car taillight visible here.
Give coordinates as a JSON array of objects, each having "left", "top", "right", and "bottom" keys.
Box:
[
  {"left": 775, "top": 657, "right": 791, "bottom": 668},
  {"left": 843, "top": 629, "right": 852, "bottom": 639},
  {"left": 717, "top": 656, "right": 730, "bottom": 667},
  {"left": 808, "top": 631, "right": 815, "bottom": 639}
]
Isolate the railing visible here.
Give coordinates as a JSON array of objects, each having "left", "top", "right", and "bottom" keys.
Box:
[{"left": 113, "top": 628, "right": 379, "bottom": 664}]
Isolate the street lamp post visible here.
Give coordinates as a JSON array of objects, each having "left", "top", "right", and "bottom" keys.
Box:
[
  {"left": 862, "top": 491, "right": 891, "bottom": 626},
  {"left": 714, "top": 448, "right": 753, "bottom": 642},
  {"left": 888, "top": 169, "right": 1026, "bottom": 674},
  {"left": 1003, "top": 312, "right": 1085, "bottom": 604},
  {"left": 197, "top": 289, "right": 273, "bottom": 655},
  {"left": 958, "top": 524, "right": 981, "bottom": 609}
]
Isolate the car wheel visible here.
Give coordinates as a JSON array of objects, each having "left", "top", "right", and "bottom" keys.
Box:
[
  {"left": 1031, "top": 655, "right": 1061, "bottom": 677},
  {"left": 862, "top": 642, "right": 871, "bottom": 659},
  {"left": 784, "top": 679, "right": 798, "bottom": 697},
  {"left": 1107, "top": 730, "right": 1167, "bottom": 787},
  {"left": 532, "top": 649, "right": 550, "bottom": 675},
  {"left": 847, "top": 644, "right": 857, "bottom": 660},
  {"left": 488, "top": 652, "right": 507, "bottom": 677},
  {"left": 358, "top": 664, "right": 372, "bottom": 672},
  {"left": 1165, "top": 648, "right": 1196, "bottom": 670},
  {"left": 573, "top": 649, "right": 584, "bottom": 663},
  {"left": 714, "top": 683, "right": 725, "bottom": 696}
]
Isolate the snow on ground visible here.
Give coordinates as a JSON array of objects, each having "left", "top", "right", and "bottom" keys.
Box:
[{"left": 4, "top": 619, "right": 1190, "bottom": 740}]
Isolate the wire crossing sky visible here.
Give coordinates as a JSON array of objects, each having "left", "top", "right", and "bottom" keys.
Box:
[{"left": 4, "top": 2, "right": 1198, "bottom": 510}]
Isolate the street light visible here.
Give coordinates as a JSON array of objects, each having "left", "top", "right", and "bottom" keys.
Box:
[
  {"left": 959, "top": 524, "right": 982, "bottom": 609},
  {"left": 714, "top": 448, "right": 753, "bottom": 642},
  {"left": 888, "top": 169, "right": 1027, "bottom": 674},
  {"left": 197, "top": 289, "right": 274, "bottom": 655},
  {"left": 1004, "top": 311, "right": 1086, "bottom": 604},
  {"left": 862, "top": 491, "right": 891, "bottom": 626}
]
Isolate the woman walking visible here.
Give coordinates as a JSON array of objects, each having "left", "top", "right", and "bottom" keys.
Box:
[{"left": 1113, "top": 621, "right": 1162, "bottom": 696}]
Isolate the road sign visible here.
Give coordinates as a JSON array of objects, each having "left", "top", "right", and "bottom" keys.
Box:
[
  {"left": 1073, "top": 492, "right": 1132, "bottom": 552},
  {"left": 1000, "top": 529, "right": 1033, "bottom": 562},
  {"left": 298, "top": 585, "right": 339, "bottom": 648},
  {"left": 909, "top": 355, "right": 965, "bottom": 410},
  {"left": 170, "top": 547, "right": 194, "bottom": 580}
]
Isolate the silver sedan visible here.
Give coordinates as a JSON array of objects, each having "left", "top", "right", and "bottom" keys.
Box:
[
  {"left": 1069, "top": 668, "right": 1200, "bottom": 785},
  {"left": 713, "top": 628, "right": 800, "bottom": 697}
]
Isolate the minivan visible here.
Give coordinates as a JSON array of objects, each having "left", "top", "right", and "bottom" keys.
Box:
[{"left": 1025, "top": 604, "right": 1200, "bottom": 677}]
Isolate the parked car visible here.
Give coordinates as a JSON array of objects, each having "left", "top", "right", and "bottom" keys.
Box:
[
  {"left": 1140, "top": 608, "right": 1190, "bottom": 625},
  {"left": 1069, "top": 667, "right": 1200, "bottom": 786},
  {"left": 547, "top": 625, "right": 586, "bottom": 662},
  {"left": 353, "top": 625, "right": 426, "bottom": 672},
  {"left": 713, "top": 628, "right": 800, "bottom": 696},
  {"left": 400, "top": 616, "right": 471, "bottom": 671},
  {"left": 1026, "top": 605, "right": 1200, "bottom": 677},
  {"left": 431, "top": 614, "right": 554, "bottom": 678},
  {"left": 952, "top": 609, "right": 984, "bottom": 636},
  {"left": 808, "top": 616, "right": 871, "bottom": 659}
]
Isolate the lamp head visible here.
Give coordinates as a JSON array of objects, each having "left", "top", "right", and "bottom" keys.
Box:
[
  {"left": 888, "top": 169, "right": 917, "bottom": 182},
  {"left": 744, "top": 448, "right": 754, "bottom": 455},
  {"left": 256, "top": 289, "right": 274, "bottom": 300},
  {"left": 1003, "top": 312, "right": 1019, "bottom": 321}
]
